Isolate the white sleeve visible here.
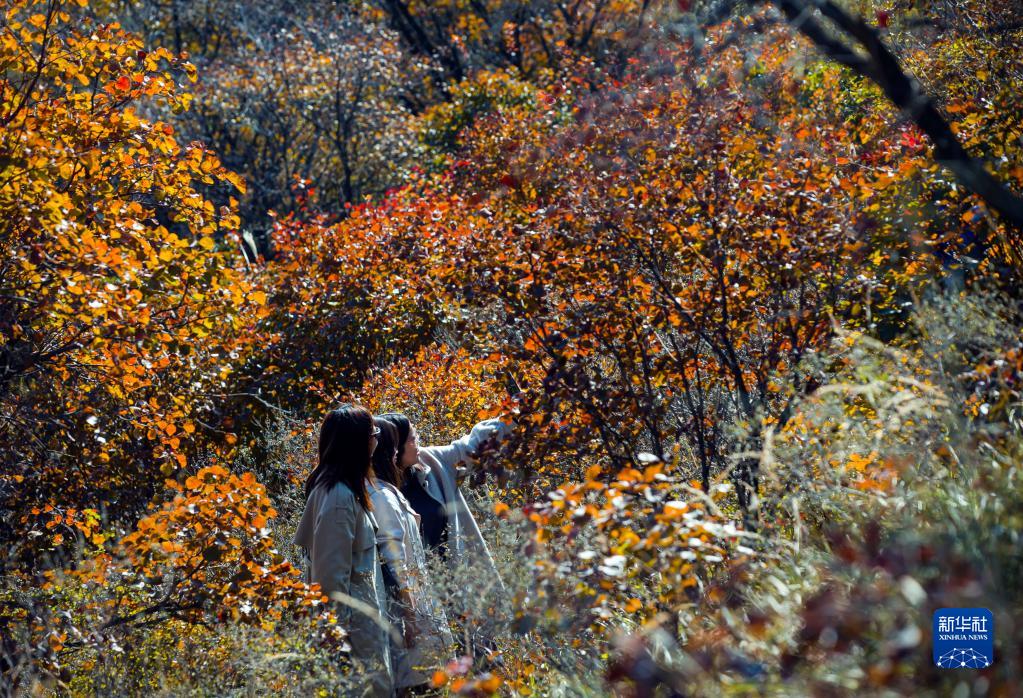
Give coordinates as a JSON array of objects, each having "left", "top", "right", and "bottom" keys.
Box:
[
  {"left": 369, "top": 488, "right": 409, "bottom": 587},
  {"left": 421, "top": 418, "right": 511, "bottom": 475}
]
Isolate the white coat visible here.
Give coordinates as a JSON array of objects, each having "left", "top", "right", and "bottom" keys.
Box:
[
  {"left": 411, "top": 418, "right": 512, "bottom": 585},
  {"left": 369, "top": 479, "right": 453, "bottom": 687}
]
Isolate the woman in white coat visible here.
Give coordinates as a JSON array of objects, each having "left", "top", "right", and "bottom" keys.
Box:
[
  {"left": 378, "top": 413, "right": 513, "bottom": 664},
  {"left": 370, "top": 419, "right": 454, "bottom": 693},
  {"left": 293, "top": 404, "right": 393, "bottom": 698}
]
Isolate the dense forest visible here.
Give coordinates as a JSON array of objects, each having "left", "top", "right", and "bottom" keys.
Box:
[{"left": 2, "top": 0, "right": 1022, "bottom": 694}]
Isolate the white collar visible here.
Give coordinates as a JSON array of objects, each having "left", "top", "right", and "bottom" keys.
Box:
[{"left": 411, "top": 462, "right": 431, "bottom": 484}]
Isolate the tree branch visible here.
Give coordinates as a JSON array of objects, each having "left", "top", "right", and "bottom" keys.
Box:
[{"left": 768, "top": 0, "right": 1023, "bottom": 238}]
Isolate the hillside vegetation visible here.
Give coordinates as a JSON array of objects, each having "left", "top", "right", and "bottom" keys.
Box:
[{"left": 2, "top": 0, "right": 1022, "bottom": 695}]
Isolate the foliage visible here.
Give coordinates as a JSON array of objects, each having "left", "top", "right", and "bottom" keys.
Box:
[
  {"left": 64, "top": 620, "right": 353, "bottom": 696},
  {"left": 188, "top": 12, "right": 422, "bottom": 229},
  {"left": 4, "top": 0, "right": 1023, "bottom": 694},
  {"left": 0, "top": 0, "right": 263, "bottom": 562},
  {"left": 119, "top": 464, "right": 325, "bottom": 625},
  {"left": 1, "top": 462, "right": 341, "bottom": 693},
  {"left": 109, "top": 0, "right": 429, "bottom": 231},
  {"left": 369, "top": 0, "right": 653, "bottom": 83},
  {"left": 230, "top": 187, "right": 468, "bottom": 422},
  {"left": 349, "top": 25, "right": 945, "bottom": 510},
  {"left": 423, "top": 290, "right": 1023, "bottom": 697},
  {"left": 358, "top": 344, "right": 514, "bottom": 444},
  {"left": 416, "top": 68, "right": 542, "bottom": 169},
  {"left": 669, "top": 292, "right": 1023, "bottom": 695}
]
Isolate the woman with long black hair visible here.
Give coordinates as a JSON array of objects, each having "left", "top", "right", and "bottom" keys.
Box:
[{"left": 294, "top": 404, "right": 393, "bottom": 697}]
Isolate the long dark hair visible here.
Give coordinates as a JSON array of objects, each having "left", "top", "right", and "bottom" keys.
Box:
[
  {"left": 304, "top": 403, "right": 374, "bottom": 510},
  {"left": 371, "top": 418, "right": 404, "bottom": 487},
  {"left": 377, "top": 412, "right": 412, "bottom": 469}
]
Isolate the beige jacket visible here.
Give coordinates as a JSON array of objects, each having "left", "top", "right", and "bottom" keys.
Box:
[{"left": 294, "top": 481, "right": 393, "bottom": 697}]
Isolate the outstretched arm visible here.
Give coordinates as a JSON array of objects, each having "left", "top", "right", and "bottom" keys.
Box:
[{"left": 421, "top": 418, "right": 513, "bottom": 478}]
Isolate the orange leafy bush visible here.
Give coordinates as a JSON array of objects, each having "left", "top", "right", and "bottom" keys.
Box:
[
  {"left": 0, "top": 0, "right": 263, "bottom": 555},
  {"left": 235, "top": 182, "right": 490, "bottom": 422},
  {"left": 120, "top": 465, "right": 327, "bottom": 626},
  {"left": 358, "top": 345, "right": 515, "bottom": 443},
  {"left": 526, "top": 462, "right": 754, "bottom": 625}
]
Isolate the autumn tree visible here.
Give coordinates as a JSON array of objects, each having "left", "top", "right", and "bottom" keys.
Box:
[
  {"left": 223, "top": 181, "right": 485, "bottom": 434},
  {"left": 236, "top": 23, "right": 943, "bottom": 513},
  {"left": 703, "top": 0, "right": 1023, "bottom": 260},
  {"left": 112, "top": 0, "right": 429, "bottom": 236},
  {"left": 2, "top": 0, "right": 1022, "bottom": 693},
  {"left": 2, "top": 464, "right": 340, "bottom": 689},
  {"left": 118, "top": 465, "right": 327, "bottom": 626},
  {"left": 0, "top": 0, "right": 263, "bottom": 560},
  {"left": 394, "top": 29, "right": 935, "bottom": 510},
  {"left": 373, "top": 0, "right": 656, "bottom": 83}
]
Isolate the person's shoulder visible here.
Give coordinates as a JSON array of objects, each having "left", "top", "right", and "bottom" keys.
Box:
[
  {"left": 369, "top": 479, "right": 402, "bottom": 507},
  {"left": 418, "top": 449, "right": 443, "bottom": 470},
  {"left": 320, "top": 481, "right": 358, "bottom": 507}
]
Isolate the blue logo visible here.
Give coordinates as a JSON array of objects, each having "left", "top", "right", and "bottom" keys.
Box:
[{"left": 933, "top": 608, "right": 994, "bottom": 669}]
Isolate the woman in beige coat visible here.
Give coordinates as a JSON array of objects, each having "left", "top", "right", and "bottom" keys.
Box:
[
  {"left": 294, "top": 404, "right": 393, "bottom": 698},
  {"left": 370, "top": 419, "right": 454, "bottom": 693}
]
